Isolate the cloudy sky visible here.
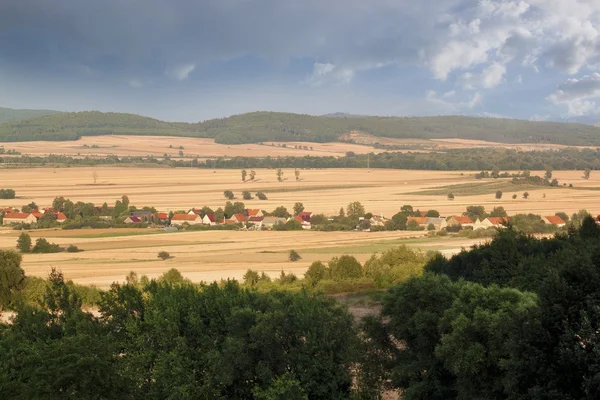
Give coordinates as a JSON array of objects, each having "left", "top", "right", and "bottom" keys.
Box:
[{"left": 1, "top": 0, "right": 600, "bottom": 122}]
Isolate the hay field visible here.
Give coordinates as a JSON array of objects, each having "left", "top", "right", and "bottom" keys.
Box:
[
  {"left": 3, "top": 135, "right": 382, "bottom": 158},
  {"left": 0, "top": 166, "right": 598, "bottom": 287}
]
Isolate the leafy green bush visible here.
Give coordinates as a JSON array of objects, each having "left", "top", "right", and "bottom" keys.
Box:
[{"left": 31, "top": 238, "right": 61, "bottom": 253}]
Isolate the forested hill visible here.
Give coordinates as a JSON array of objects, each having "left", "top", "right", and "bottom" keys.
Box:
[
  {"left": 0, "top": 107, "right": 61, "bottom": 123},
  {"left": 1, "top": 109, "right": 600, "bottom": 146}
]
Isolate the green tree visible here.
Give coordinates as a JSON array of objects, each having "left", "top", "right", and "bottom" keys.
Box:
[
  {"left": 495, "top": 190, "right": 502, "bottom": 199},
  {"left": 157, "top": 251, "right": 170, "bottom": 260},
  {"left": 243, "top": 191, "right": 252, "bottom": 200},
  {"left": 512, "top": 193, "right": 518, "bottom": 199},
  {"left": 583, "top": 168, "right": 591, "bottom": 179},
  {"left": 293, "top": 202, "right": 304, "bottom": 215},
  {"left": 465, "top": 205, "right": 487, "bottom": 221},
  {"left": 277, "top": 168, "right": 284, "bottom": 182},
  {"left": 555, "top": 211, "right": 569, "bottom": 222},
  {"left": 294, "top": 168, "right": 300, "bottom": 181},
  {"left": 329, "top": 255, "right": 362, "bottom": 280},
  {"left": 249, "top": 170, "right": 256, "bottom": 180},
  {"left": 16, "top": 232, "right": 31, "bottom": 253},
  {"left": 214, "top": 207, "right": 225, "bottom": 223},
  {"left": 289, "top": 250, "right": 301, "bottom": 262},
  {"left": 346, "top": 201, "right": 366, "bottom": 219},
  {"left": 544, "top": 168, "right": 553, "bottom": 180},
  {"left": 489, "top": 206, "right": 508, "bottom": 217},
  {"left": 425, "top": 210, "right": 440, "bottom": 217},
  {"left": 243, "top": 269, "right": 260, "bottom": 287},
  {"left": 427, "top": 223, "right": 436, "bottom": 231},
  {"left": 31, "top": 238, "right": 61, "bottom": 253},
  {"left": 256, "top": 192, "right": 268, "bottom": 200},
  {"left": 447, "top": 192, "right": 455, "bottom": 200},
  {"left": 253, "top": 374, "right": 308, "bottom": 400},
  {"left": 0, "top": 250, "right": 25, "bottom": 310},
  {"left": 523, "top": 192, "right": 529, "bottom": 199},
  {"left": 407, "top": 219, "right": 421, "bottom": 231},
  {"left": 224, "top": 190, "right": 235, "bottom": 200},
  {"left": 241, "top": 169, "right": 247, "bottom": 182},
  {"left": 272, "top": 206, "right": 290, "bottom": 218},
  {"left": 304, "top": 261, "right": 328, "bottom": 287}
]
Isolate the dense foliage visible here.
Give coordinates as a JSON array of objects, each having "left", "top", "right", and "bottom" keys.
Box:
[
  {"left": 0, "top": 188, "right": 16, "bottom": 199},
  {"left": 0, "top": 107, "right": 60, "bottom": 123},
  {"left": 362, "top": 219, "right": 600, "bottom": 399},
  {"left": 2, "top": 110, "right": 600, "bottom": 146}
]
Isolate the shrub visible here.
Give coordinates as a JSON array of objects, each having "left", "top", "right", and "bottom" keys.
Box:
[
  {"left": 447, "top": 192, "right": 455, "bottom": 200},
  {"left": 223, "top": 190, "right": 235, "bottom": 200},
  {"left": 157, "top": 251, "right": 171, "bottom": 260},
  {"left": 242, "top": 191, "right": 252, "bottom": 200},
  {"left": 305, "top": 261, "right": 328, "bottom": 287},
  {"left": 31, "top": 238, "right": 62, "bottom": 253},
  {"left": 330, "top": 255, "right": 362, "bottom": 280},
  {"left": 495, "top": 190, "right": 503, "bottom": 199},
  {"left": 66, "top": 245, "right": 81, "bottom": 253},
  {"left": 256, "top": 192, "right": 268, "bottom": 200},
  {"left": 0, "top": 188, "right": 16, "bottom": 199},
  {"left": 289, "top": 250, "right": 301, "bottom": 262}
]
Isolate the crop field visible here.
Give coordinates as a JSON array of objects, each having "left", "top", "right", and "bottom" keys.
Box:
[{"left": 0, "top": 166, "right": 599, "bottom": 287}]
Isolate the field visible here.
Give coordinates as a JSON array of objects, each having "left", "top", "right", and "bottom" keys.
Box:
[{"left": 1, "top": 166, "right": 599, "bottom": 287}]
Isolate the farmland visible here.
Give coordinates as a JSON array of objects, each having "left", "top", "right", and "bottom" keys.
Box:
[{"left": 0, "top": 166, "right": 598, "bottom": 287}]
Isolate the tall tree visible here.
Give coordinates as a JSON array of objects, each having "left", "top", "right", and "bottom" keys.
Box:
[
  {"left": 277, "top": 168, "right": 284, "bottom": 182},
  {"left": 0, "top": 250, "right": 25, "bottom": 310},
  {"left": 16, "top": 232, "right": 31, "bottom": 253},
  {"left": 241, "top": 169, "right": 247, "bottom": 182},
  {"left": 293, "top": 202, "right": 305, "bottom": 215}
]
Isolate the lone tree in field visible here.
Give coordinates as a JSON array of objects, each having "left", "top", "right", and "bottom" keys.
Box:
[
  {"left": 256, "top": 192, "right": 268, "bottom": 200},
  {"left": 584, "top": 168, "right": 591, "bottom": 179},
  {"left": 447, "top": 192, "right": 455, "bottom": 200},
  {"left": 512, "top": 193, "right": 518, "bottom": 199},
  {"left": 157, "top": 251, "right": 170, "bottom": 260},
  {"left": 0, "top": 249, "right": 25, "bottom": 311},
  {"left": 495, "top": 190, "right": 503, "bottom": 199},
  {"left": 295, "top": 169, "right": 300, "bottom": 181},
  {"left": 241, "top": 169, "right": 247, "bottom": 182},
  {"left": 249, "top": 170, "right": 256, "bottom": 181},
  {"left": 223, "top": 190, "right": 235, "bottom": 200},
  {"left": 276, "top": 168, "right": 284, "bottom": 182},
  {"left": 289, "top": 250, "right": 301, "bottom": 262},
  {"left": 16, "top": 232, "right": 32, "bottom": 253},
  {"left": 92, "top": 170, "right": 98, "bottom": 185},
  {"left": 242, "top": 191, "right": 252, "bottom": 200},
  {"left": 347, "top": 201, "right": 366, "bottom": 219},
  {"left": 523, "top": 192, "right": 530, "bottom": 199},
  {"left": 545, "top": 168, "right": 553, "bottom": 180}
]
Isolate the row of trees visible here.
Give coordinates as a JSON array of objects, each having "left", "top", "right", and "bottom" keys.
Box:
[{"left": 0, "top": 188, "right": 15, "bottom": 199}]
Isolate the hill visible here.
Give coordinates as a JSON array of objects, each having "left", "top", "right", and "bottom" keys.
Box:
[
  {"left": 0, "top": 106, "right": 61, "bottom": 123},
  {"left": 1, "top": 110, "right": 600, "bottom": 146}
]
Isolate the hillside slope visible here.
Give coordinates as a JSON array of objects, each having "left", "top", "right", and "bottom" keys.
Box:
[
  {"left": 0, "top": 107, "right": 61, "bottom": 123},
  {"left": 1, "top": 110, "right": 599, "bottom": 146}
]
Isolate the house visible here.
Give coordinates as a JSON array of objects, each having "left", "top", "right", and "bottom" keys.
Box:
[
  {"left": 55, "top": 212, "right": 68, "bottom": 223},
  {"left": 474, "top": 217, "right": 509, "bottom": 230},
  {"left": 170, "top": 213, "right": 203, "bottom": 226},
  {"left": 31, "top": 211, "right": 44, "bottom": 219},
  {"left": 131, "top": 210, "right": 154, "bottom": 223},
  {"left": 260, "top": 216, "right": 286, "bottom": 229},
  {"left": 188, "top": 208, "right": 202, "bottom": 215},
  {"left": 157, "top": 212, "right": 169, "bottom": 222},
  {"left": 248, "top": 216, "right": 264, "bottom": 224},
  {"left": 369, "top": 215, "right": 387, "bottom": 227},
  {"left": 291, "top": 215, "right": 311, "bottom": 230},
  {"left": 246, "top": 209, "right": 264, "bottom": 218},
  {"left": 124, "top": 216, "right": 142, "bottom": 224},
  {"left": 202, "top": 214, "right": 217, "bottom": 226},
  {"left": 424, "top": 217, "right": 447, "bottom": 231},
  {"left": 2, "top": 212, "right": 38, "bottom": 225},
  {"left": 446, "top": 216, "right": 474, "bottom": 228},
  {"left": 407, "top": 216, "right": 428, "bottom": 227},
  {"left": 230, "top": 214, "right": 247, "bottom": 224},
  {"left": 297, "top": 211, "right": 312, "bottom": 222},
  {"left": 542, "top": 215, "right": 566, "bottom": 227}
]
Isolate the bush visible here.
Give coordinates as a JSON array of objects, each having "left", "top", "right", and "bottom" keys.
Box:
[
  {"left": 495, "top": 190, "right": 503, "bottom": 199},
  {"left": 256, "top": 192, "right": 268, "bottom": 200},
  {"left": 289, "top": 250, "right": 301, "bottom": 262},
  {"left": 330, "top": 255, "right": 362, "bottom": 280},
  {"left": 242, "top": 191, "right": 252, "bottom": 200},
  {"left": 66, "top": 245, "right": 81, "bottom": 253},
  {"left": 31, "top": 238, "right": 62, "bottom": 253},
  {"left": 0, "top": 188, "right": 16, "bottom": 199},
  {"left": 223, "top": 190, "right": 235, "bottom": 200},
  {"left": 157, "top": 251, "right": 170, "bottom": 260}
]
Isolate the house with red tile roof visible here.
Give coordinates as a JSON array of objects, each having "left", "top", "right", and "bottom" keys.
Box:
[
  {"left": 231, "top": 214, "right": 247, "bottom": 224},
  {"left": 157, "top": 212, "right": 169, "bottom": 221},
  {"left": 55, "top": 212, "right": 68, "bottom": 223},
  {"left": 246, "top": 209, "right": 263, "bottom": 218},
  {"left": 542, "top": 215, "right": 566, "bottom": 227},
  {"left": 447, "top": 216, "right": 474, "bottom": 228},
  {"left": 407, "top": 216, "right": 428, "bottom": 227},
  {"left": 3, "top": 212, "right": 38, "bottom": 225},
  {"left": 170, "top": 213, "right": 202, "bottom": 226},
  {"left": 297, "top": 211, "right": 312, "bottom": 222},
  {"left": 31, "top": 211, "right": 44, "bottom": 219},
  {"left": 291, "top": 215, "right": 311, "bottom": 230},
  {"left": 202, "top": 214, "right": 217, "bottom": 226},
  {"left": 188, "top": 208, "right": 202, "bottom": 215}
]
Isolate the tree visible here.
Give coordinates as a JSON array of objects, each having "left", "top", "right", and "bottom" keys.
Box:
[
  {"left": 304, "top": 261, "right": 328, "bottom": 287},
  {"left": 178, "top": 150, "right": 184, "bottom": 157},
  {"left": 31, "top": 238, "right": 61, "bottom": 253},
  {"left": 276, "top": 168, "right": 284, "bottom": 182},
  {"left": 523, "top": 192, "right": 529, "bottom": 199},
  {"left": 347, "top": 201, "right": 366, "bottom": 219},
  {"left": 495, "top": 190, "right": 503, "bottom": 199},
  {"left": 425, "top": 210, "right": 440, "bottom": 217},
  {"left": 295, "top": 169, "right": 300, "bottom": 181},
  {"left": 224, "top": 190, "right": 235, "bottom": 200},
  {"left": 555, "top": 211, "right": 569, "bottom": 222},
  {"left": 243, "top": 269, "right": 260, "bottom": 287},
  {"left": 224, "top": 201, "right": 246, "bottom": 218},
  {"left": 489, "top": 206, "right": 508, "bottom": 217},
  {"left": 584, "top": 168, "right": 591, "bottom": 179},
  {"left": 427, "top": 223, "right": 436, "bottom": 231},
  {"left": 256, "top": 192, "right": 268, "bottom": 200},
  {"left": 338, "top": 207, "right": 345, "bottom": 217},
  {"left": 465, "top": 205, "right": 487, "bottom": 221},
  {"left": 243, "top": 191, "right": 252, "bottom": 200},
  {"left": 289, "top": 250, "right": 301, "bottom": 262},
  {"left": 92, "top": 170, "right": 98, "bottom": 184},
  {"left": 544, "top": 168, "right": 553, "bottom": 180},
  {"left": 157, "top": 251, "right": 170, "bottom": 260},
  {"left": 512, "top": 194, "right": 518, "bottom": 199},
  {"left": 249, "top": 170, "right": 256, "bottom": 180},
  {"left": 293, "top": 202, "right": 304, "bottom": 215},
  {"left": 407, "top": 219, "right": 421, "bottom": 231},
  {"left": 330, "top": 255, "right": 362, "bottom": 280},
  {"left": 66, "top": 245, "right": 80, "bottom": 253},
  {"left": 0, "top": 250, "right": 25, "bottom": 310},
  {"left": 160, "top": 268, "right": 187, "bottom": 284},
  {"left": 401, "top": 205, "right": 414, "bottom": 215},
  {"left": 214, "top": 207, "right": 225, "bottom": 223},
  {"left": 241, "top": 169, "right": 247, "bottom": 182},
  {"left": 272, "top": 206, "right": 290, "bottom": 218},
  {"left": 16, "top": 232, "right": 31, "bottom": 253},
  {"left": 447, "top": 193, "right": 455, "bottom": 200}
]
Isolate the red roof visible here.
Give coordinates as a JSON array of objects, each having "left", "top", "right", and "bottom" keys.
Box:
[
  {"left": 157, "top": 212, "right": 168, "bottom": 220},
  {"left": 298, "top": 211, "right": 312, "bottom": 221},
  {"left": 55, "top": 212, "right": 67, "bottom": 221},
  {"left": 452, "top": 216, "right": 473, "bottom": 224},
  {"left": 204, "top": 214, "right": 216, "bottom": 222},
  {"left": 488, "top": 217, "right": 509, "bottom": 225},
  {"left": 4, "top": 212, "right": 33, "bottom": 219},
  {"left": 171, "top": 214, "right": 200, "bottom": 221},
  {"left": 233, "top": 213, "right": 247, "bottom": 222},
  {"left": 248, "top": 216, "right": 264, "bottom": 222},
  {"left": 31, "top": 211, "right": 43, "bottom": 219},
  {"left": 544, "top": 215, "right": 565, "bottom": 225},
  {"left": 128, "top": 216, "right": 142, "bottom": 223},
  {"left": 407, "top": 216, "right": 427, "bottom": 225},
  {"left": 246, "top": 209, "right": 261, "bottom": 217}
]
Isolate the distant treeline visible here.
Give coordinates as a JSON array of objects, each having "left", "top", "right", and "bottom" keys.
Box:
[
  {"left": 2, "top": 147, "right": 600, "bottom": 171},
  {"left": 2, "top": 110, "right": 600, "bottom": 146}
]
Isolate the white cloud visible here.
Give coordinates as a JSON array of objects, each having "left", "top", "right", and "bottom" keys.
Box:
[
  {"left": 425, "top": 90, "right": 482, "bottom": 112},
  {"left": 461, "top": 63, "right": 506, "bottom": 89},
  {"left": 306, "top": 62, "right": 354, "bottom": 86},
  {"left": 547, "top": 73, "right": 600, "bottom": 116},
  {"left": 166, "top": 64, "right": 196, "bottom": 81}
]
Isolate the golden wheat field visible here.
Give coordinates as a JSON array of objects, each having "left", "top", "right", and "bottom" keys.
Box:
[{"left": 0, "top": 166, "right": 599, "bottom": 287}]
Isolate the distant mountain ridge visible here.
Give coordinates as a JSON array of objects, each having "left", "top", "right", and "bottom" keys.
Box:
[
  {"left": 0, "top": 109, "right": 599, "bottom": 146},
  {"left": 0, "top": 107, "right": 61, "bottom": 123}
]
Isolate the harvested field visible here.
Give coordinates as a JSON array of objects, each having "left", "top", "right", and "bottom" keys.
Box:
[{"left": 0, "top": 166, "right": 598, "bottom": 287}]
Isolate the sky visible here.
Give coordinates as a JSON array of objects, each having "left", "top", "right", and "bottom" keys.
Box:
[{"left": 1, "top": 0, "right": 600, "bottom": 123}]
